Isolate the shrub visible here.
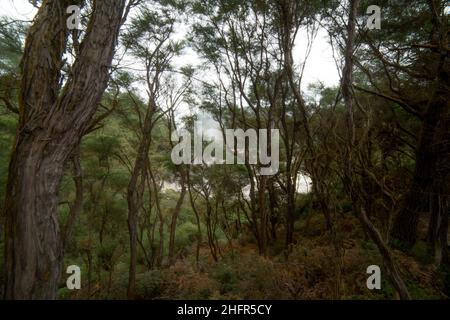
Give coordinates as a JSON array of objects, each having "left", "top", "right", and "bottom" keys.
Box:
[
  {"left": 213, "top": 263, "right": 239, "bottom": 294},
  {"left": 410, "top": 241, "right": 433, "bottom": 264},
  {"left": 136, "top": 270, "right": 165, "bottom": 299}
]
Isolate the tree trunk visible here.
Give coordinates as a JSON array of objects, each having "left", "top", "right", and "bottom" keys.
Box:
[
  {"left": 360, "top": 207, "right": 411, "bottom": 299},
  {"left": 187, "top": 170, "right": 202, "bottom": 269},
  {"left": 168, "top": 173, "right": 186, "bottom": 265},
  {"left": 127, "top": 104, "right": 156, "bottom": 298},
  {"left": 285, "top": 178, "right": 295, "bottom": 249},
  {"left": 258, "top": 175, "right": 267, "bottom": 256}
]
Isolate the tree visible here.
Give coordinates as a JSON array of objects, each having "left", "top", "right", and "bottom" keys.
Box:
[
  {"left": 391, "top": 0, "right": 450, "bottom": 251},
  {"left": 121, "top": 5, "right": 185, "bottom": 297},
  {"left": 338, "top": 0, "right": 411, "bottom": 300},
  {"left": 2, "top": 0, "right": 132, "bottom": 299}
]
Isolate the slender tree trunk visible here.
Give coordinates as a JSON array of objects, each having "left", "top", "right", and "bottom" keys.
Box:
[
  {"left": 157, "top": 210, "right": 165, "bottom": 267},
  {"left": 285, "top": 177, "right": 295, "bottom": 249},
  {"left": 205, "top": 203, "right": 218, "bottom": 262},
  {"left": 187, "top": 170, "right": 202, "bottom": 269},
  {"left": 168, "top": 174, "right": 186, "bottom": 265},
  {"left": 360, "top": 207, "right": 411, "bottom": 299},
  {"left": 258, "top": 175, "right": 267, "bottom": 256},
  {"left": 268, "top": 183, "right": 278, "bottom": 241},
  {"left": 127, "top": 102, "right": 156, "bottom": 298},
  {"left": 148, "top": 165, "right": 165, "bottom": 269}
]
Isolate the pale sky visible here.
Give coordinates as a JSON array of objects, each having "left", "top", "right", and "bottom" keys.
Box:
[{"left": 1, "top": 0, "right": 37, "bottom": 20}]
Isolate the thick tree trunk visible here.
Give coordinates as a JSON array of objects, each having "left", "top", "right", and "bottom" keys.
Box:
[
  {"left": 3, "top": 0, "right": 126, "bottom": 299},
  {"left": 4, "top": 142, "right": 68, "bottom": 299}
]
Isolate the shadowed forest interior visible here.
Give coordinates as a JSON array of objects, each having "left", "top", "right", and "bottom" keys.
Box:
[{"left": 0, "top": 0, "right": 449, "bottom": 300}]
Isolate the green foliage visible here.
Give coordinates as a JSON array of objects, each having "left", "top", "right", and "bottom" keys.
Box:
[
  {"left": 213, "top": 263, "right": 239, "bottom": 294},
  {"left": 0, "top": 18, "right": 26, "bottom": 73},
  {"left": 136, "top": 270, "right": 165, "bottom": 299},
  {"left": 176, "top": 221, "right": 199, "bottom": 248},
  {"left": 410, "top": 241, "right": 433, "bottom": 265}
]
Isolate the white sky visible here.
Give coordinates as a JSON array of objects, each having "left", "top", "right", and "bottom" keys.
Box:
[{"left": 1, "top": 0, "right": 37, "bottom": 20}]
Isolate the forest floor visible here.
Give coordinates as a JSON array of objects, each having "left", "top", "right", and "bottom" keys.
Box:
[{"left": 64, "top": 212, "right": 450, "bottom": 300}]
